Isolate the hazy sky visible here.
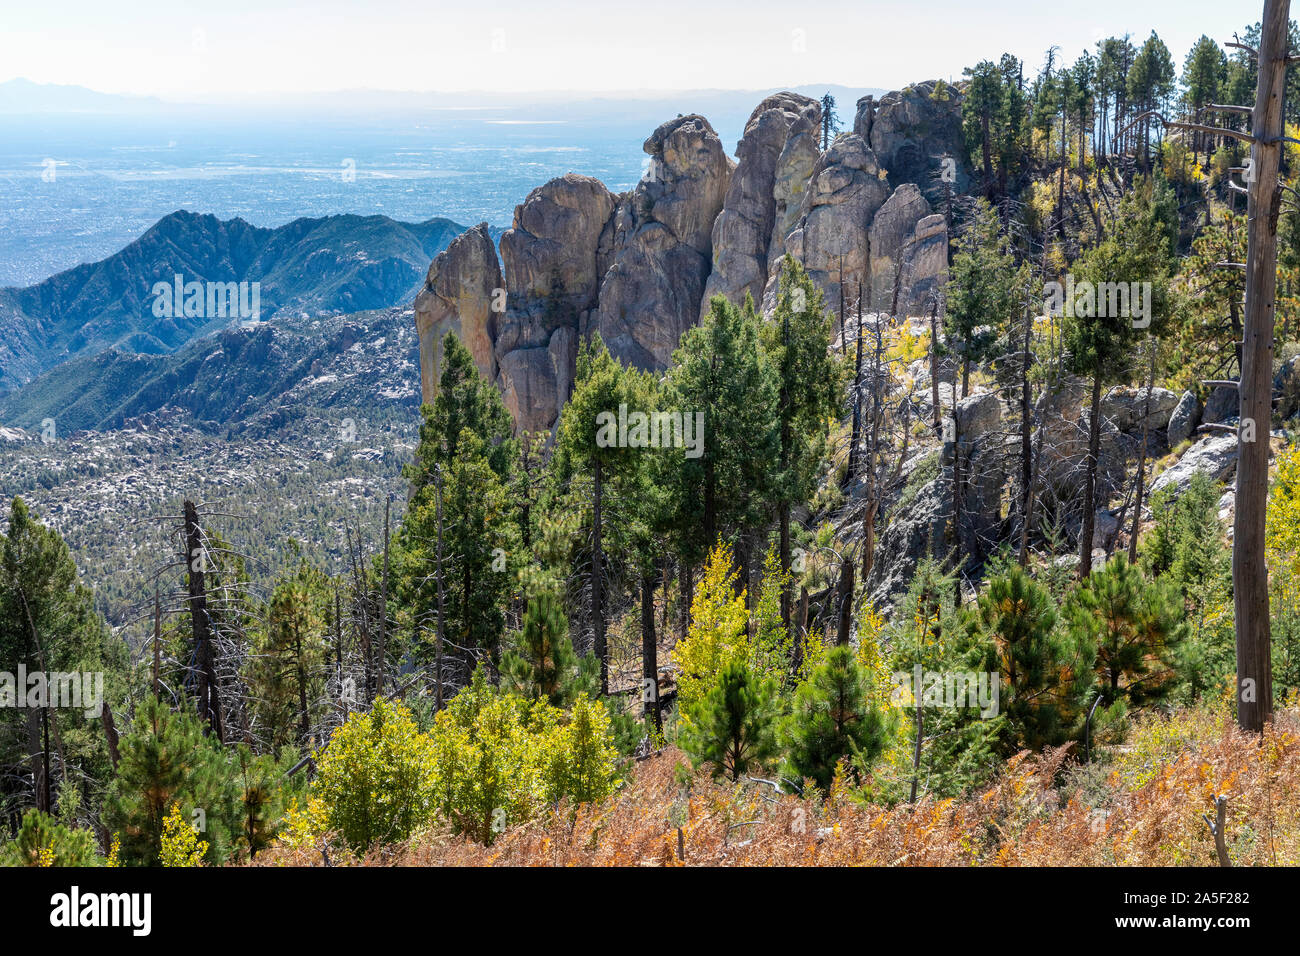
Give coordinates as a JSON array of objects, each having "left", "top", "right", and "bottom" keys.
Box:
[{"left": 1, "top": 0, "right": 1253, "bottom": 98}]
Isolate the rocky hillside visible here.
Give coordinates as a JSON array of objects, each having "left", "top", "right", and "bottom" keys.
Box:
[
  {"left": 0, "top": 307, "right": 420, "bottom": 630},
  {"left": 415, "top": 83, "right": 969, "bottom": 433},
  {"left": 0, "top": 307, "right": 422, "bottom": 434},
  {"left": 0, "top": 210, "right": 483, "bottom": 393}
]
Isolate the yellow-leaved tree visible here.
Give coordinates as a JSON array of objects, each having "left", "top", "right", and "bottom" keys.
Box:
[
  {"left": 673, "top": 541, "right": 752, "bottom": 724},
  {"left": 1267, "top": 446, "right": 1300, "bottom": 697}
]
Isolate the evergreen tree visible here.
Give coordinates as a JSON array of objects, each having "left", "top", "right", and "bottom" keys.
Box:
[
  {"left": 1065, "top": 181, "right": 1175, "bottom": 576},
  {"left": 759, "top": 258, "right": 844, "bottom": 630},
  {"left": 501, "top": 577, "right": 584, "bottom": 707},
  {"left": 819, "top": 92, "right": 839, "bottom": 150},
  {"left": 972, "top": 564, "right": 1093, "bottom": 751},
  {"left": 1065, "top": 554, "right": 1187, "bottom": 710},
  {"left": 0, "top": 497, "right": 127, "bottom": 817},
  {"left": 104, "top": 697, "right": 234, "bottom": 866},
  {"left": 247, "top": 555, "right": 331, "bottom": 753},
  {"left": 665, "top": 296, "right": 779, "bottom": 566},
  {"left": 782, "top": 644, "right": 891, "bottom": 791},
  {"left": 945, "top": 199, "right": 1024, "bottom": 397},
  {"left": 682, "top": 659, "right": 778, "bottom": 781}
]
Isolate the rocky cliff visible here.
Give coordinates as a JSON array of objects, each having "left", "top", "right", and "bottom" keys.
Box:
[{"left": 415, "top": 82, "right": 970, "bottom": 435}]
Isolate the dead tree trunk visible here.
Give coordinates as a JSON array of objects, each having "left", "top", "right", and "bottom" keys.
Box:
[
  {"left": 592, "top": 458, "right": 607, "bottom": 696},
  {"left": 434, "top": 464, "right": 447, "bottom": 711},
  {"left": 377, "top": 496, "right": 390, "bottom": 695},
  {"left": 184, "top": 500, "right": 223, "bottom": 741},
  {"left": 1078, "top": 375, "right": 1104, "bottom": 579},
  {"left": 1128, "top": 343, "right": 1156, "bottom": 562},
  {"left": 1235, "top": 0, "right": 1288, "bottom": 734},
  {"left": 641, "top": 571, "right": 660, "bottom": 731}
]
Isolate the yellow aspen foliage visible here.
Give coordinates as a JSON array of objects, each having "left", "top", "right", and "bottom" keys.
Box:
[
  {"left": 160, "top": 802, "right": 208, "bottom": 867},
  {"left": 1267, "top": 446, "right": 1300, "bottom": 581},
  {"left": 673, "top": 541, "right": 751, "bottom": 721}
]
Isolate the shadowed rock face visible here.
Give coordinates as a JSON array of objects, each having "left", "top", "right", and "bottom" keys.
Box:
[
  {"left": 594, "top": 114, "right": 734, "bottom": 370},
  {"left": 867, "top": 184, "right": 949, "bottom": 316},
  {"left": 855, "top": 80, "right": 972, "bottom": 203},
  {"left": 495, "top": 175, "right": 616, "bottom": 433},
  {"left": 414, "top": 223, "right": 502, "bottom": 406},
  {"left": 701, "top": 93, "right": 820, "bottom": 319}
]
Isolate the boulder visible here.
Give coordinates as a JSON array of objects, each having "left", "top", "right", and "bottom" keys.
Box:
[
  {"left": 855, "top": 80, "right": 971, "bottom": 201},
  {"left": 1275, "top": 354, "right": 1300, "bottom": 420},
  {"left": 1150, "top": 434, "right": 1238, "bottom": 496},
  {"left": 765, "top": 107, "right": 822, "bottom": 269},
  {"left": 1203, "top": 384, "right": 1238, "bottom": 424},
  {"left": 772, "top": 133, "right": 890, "bottom": 315},
  {"left": 498, "top": 174, "right": 615, "bottom": 312},
  {"left": 866, "top": 184, "right": 948, "bottom": 316},
  {"left": 865, "top": 475, "right": 949, "bottom": 611},
  {"left": 493, "top": 174, "right": 618, "bottom": 433},
  {"left": 1167, "top": 390, "right": 1200, "bottom": 446},
  {"left": 1100, "top": 385, "right": 1178, "bottom": 432},
  {"left": 595, "top": 114, "right": 733, "bottom": 370}
]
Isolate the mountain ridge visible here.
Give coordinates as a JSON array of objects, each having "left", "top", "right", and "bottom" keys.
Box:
[{"left": 0, "top": 210, "right": 486, "bottom": 393}]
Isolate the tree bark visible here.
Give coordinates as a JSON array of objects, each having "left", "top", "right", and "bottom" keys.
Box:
[
  {"left": 1079, "top": 375, "right": 1104, "bottom": 579},
  {"left": 184, "top": 499, "right": 223, "bottom": 741},
  {"left": 641, "top": 571, "right": 660, "bottom": 731},
  {"left": 1234, "top": 0, "right": 1288, "bottom": 734}
]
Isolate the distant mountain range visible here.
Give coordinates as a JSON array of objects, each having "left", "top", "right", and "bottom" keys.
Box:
[
  {"left": 0, "top": 210, "right": 486, "bottom": 392},
  {"left": 0, "top": 307, "right": 420, "bottom": 435}
]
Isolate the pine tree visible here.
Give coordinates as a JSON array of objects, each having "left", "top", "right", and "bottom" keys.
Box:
[
  {"left": 683, "top": 659, "right": 778, "bottom": 781},
  {"left": 782, "top": 645, "right": 890, "bottom": 791},
  {"left": 501, "top": 579, "right": 582, "bottom": 707},
  {"left": 247, "top": 556, "right": 330, "bottom": 752},
  {"left": 104, "top": 697, "right": 234, "bottom": 866},
  {"left": 1065, "top": 181, "right": 1175, "bottom": 577},
  {"left": 0, "top": 496, "right": 126, "bottom": 816},
  {"left": 1065, "top": 554, "right": 1187, "bottom": 710},
  {"left": 973, "top": 564, "right": 1093, "bottom": 751},
  {"left": 760, "top": 258, "right": 844, "bottom": 632},
  {"left": 665, "top": 296, "right": 779, "bottom": 570}
]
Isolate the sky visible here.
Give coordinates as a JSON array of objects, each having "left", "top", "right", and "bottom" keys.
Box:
[{"left": 0, "top": 0, "right": 1255, "bottom": 99}]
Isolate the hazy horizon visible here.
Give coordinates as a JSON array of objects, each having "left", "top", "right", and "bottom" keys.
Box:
[{"left": 1, "top": 0, "right": 1249, "bottom": 99}]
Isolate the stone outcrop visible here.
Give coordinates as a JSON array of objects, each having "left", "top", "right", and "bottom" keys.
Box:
[
  {"left": 1203, "top": 385, "right": 1238, "bottom": 424},
  {"left": 1151, "top": 433, "right": 1239, "bottom": 496},
  {"left": 701, "top": 93, "right": 820, "bottom": 318},
  {"left": 1168, "top": 390, "right": 1200, "bottom": 446},
  {"left": 1100, "top": 385, "right": 1179, "bottom": 433},
  {"left": 945, "top": 391, "right": 1004, "bottom": 566},
  {"left": 595, "top": 114, "right": 733, "bottom": 369},
  {"left": 773, "top": 133, "right": 890, "bottom": 315},
  {"left": 414, "top": 86, "right": 972, "bottom": 436},
  {"left": 867, "top": 185, "right": 949, "bottom": 316},
  {"left": 495, "top": 174, "right": 616, "bottom": 432},
  {"left": 413, "top": 223, "right": 502, "bottom": 405},
  {"left": 855, "top": 80, "right": 972, "bottom": 202}
]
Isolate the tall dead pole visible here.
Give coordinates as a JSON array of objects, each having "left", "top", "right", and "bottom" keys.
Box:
[
  {"left": 184, "top": 499, "right": 224, "bottom": 741},
  {"left": 433, "top": 464, "right": 447, "bottom": 711},
  {"left": 1120, "top": 3, "right": 1287, "bottom": 731},
  {"left": 1234, "top": 0, "right": 1288, "bottom": 733},
  {"left": 377, "top": 496, "right": 391, "bottom": 696}
]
